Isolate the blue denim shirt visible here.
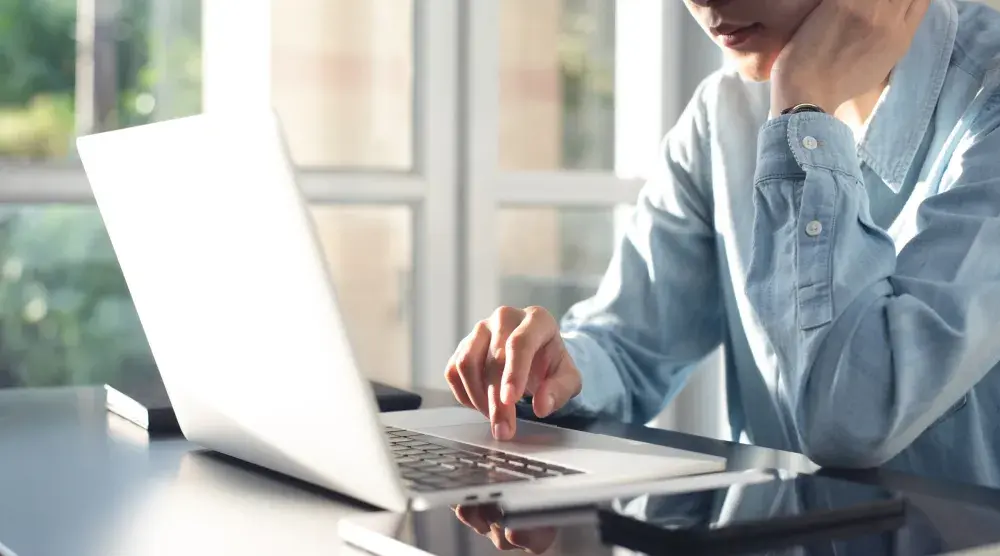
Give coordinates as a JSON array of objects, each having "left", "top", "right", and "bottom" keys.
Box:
[{"left": 554, "top": 0, "right": 1000, "bottom": 486}]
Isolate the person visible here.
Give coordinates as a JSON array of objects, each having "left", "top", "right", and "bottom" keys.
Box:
[{"left": 445, "top": 0, "right": 1000, "bottom": 488}]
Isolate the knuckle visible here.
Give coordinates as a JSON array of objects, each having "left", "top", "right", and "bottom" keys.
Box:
[
  {"left": 489, "top": 345, "right": 506, "bottom": 364},
  {"left": 492, "top": 305, "right": 521, "bottom": 324},
  {"left": 524, "top": 305, "right": 553, "bottom": 324},
  {"left": 455, "top": 352, "right": 476, "bottom": 373},
  {"left": 506, "top": 330, "right": 529, "bottom": 353}
]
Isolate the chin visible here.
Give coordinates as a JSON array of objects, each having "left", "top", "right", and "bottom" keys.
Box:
[{"left": 730, "top": 52, "right": 777, "bottom": 82}]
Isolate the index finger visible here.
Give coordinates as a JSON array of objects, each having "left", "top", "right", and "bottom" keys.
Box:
[{"left": 499, "top": 307, "right": 554, "bottom": 405}]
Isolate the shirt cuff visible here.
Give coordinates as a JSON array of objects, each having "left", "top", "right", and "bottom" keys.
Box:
[{"left": 754, "top": 112, "right": 861, "bottom": 185}]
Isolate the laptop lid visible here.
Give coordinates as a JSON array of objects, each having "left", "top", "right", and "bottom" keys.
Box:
[{"left": 76, "top": 110, "right": 408, "bottom": 511}]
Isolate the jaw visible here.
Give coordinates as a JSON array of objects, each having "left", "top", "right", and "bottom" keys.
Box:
[{"left": 729, "top": 51, "right": 777, "bottom": 82}]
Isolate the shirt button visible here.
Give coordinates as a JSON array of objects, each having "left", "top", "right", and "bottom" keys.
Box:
[
  {"left": 802, "top": 136, "right": 819, "bottom": 150},
  {"left": 805, "top": 220, "right": 823, "bottom": 237}
]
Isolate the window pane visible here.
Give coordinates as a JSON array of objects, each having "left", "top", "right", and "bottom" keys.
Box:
[
  {"left": 0, "top": 0, "right": 203, "bottom": 160},
  {"left": 0, "top": 205, "right": 412, "bottom": 390},
  {"left": 271, "top": 0, "right": 413, "bottom": 169},
  {"left": 499, "top": 0, "right": 615, "bottom": 171},
  {"left": 310, "top": 205, "right": 413, "bottom": 387},
  {"left": 499, "top": 206, "right": 628, "bottom": 319}
]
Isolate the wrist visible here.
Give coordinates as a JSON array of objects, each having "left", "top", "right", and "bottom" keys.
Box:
[{"left": 771, "top": 81, "right": 835, "bottom": 117}]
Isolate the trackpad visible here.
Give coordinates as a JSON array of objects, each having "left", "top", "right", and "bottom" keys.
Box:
[{"left": 418, "top": 421, "right": 723, "bottom": 474}]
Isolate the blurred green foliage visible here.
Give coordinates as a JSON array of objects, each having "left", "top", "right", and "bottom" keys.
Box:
[
  {"left": 557, "top": 0, "right": 615, "bottom": 169},
  {"left": 0, "top": 0, "right": 202, "bottom": 388}
]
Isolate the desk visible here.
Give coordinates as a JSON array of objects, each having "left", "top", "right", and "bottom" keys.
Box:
[{"left": 1, "top": 387, "right": 999, "bottom": 556}]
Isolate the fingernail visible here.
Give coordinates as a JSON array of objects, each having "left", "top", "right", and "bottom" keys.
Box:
[
  {"left": 493, "top": 422, "right": 511, "bottom": 440},
  {"left": 545, "top": 393, "right": 556, "bottom": 415}
]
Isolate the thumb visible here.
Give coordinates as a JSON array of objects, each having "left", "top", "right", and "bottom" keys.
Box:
[{"left": 531, "top": 350, "right": 581, "bottom": 418}]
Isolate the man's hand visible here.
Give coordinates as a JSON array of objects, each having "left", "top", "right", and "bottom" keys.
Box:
[
  {"left": 453, "top": 504, "right": 558, "bottom": 553},
  {"left": 770, "top": 0, "right": 931, "bottom": 114},
  {"left": 444, "top": 306, "right": 582, "bottom": 441}
]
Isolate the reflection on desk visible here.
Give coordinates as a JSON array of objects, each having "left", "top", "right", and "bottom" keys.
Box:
[{"left": 340, "top": 475, "right": 1000, "bottom": 556}]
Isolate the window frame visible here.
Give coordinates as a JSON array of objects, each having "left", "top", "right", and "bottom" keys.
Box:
[{"left": 0, "top": 0, "right": 703, "bottom": 395}]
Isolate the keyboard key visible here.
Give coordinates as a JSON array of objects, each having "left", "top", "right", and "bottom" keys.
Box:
[
  {"left": 392, "top": 430, "right": 422, "bottom": 437},
  {"left": 402, "top": 460, "right": 438, "bottom": 469},
  {"left": 424, "top": 447, "right": 460, "bottom": 454},
  {"left": 394, "top": 457, "right": 420, "bottom": 465},
  {"left": 394, "top": 449, "right": 424, "bottom": 457},
  {"left": 394, "top": 440, "right": 430, "bottom": 447}
]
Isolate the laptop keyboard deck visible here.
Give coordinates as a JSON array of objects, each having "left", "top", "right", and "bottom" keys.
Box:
[{"left": 384, "top": 426, "right": 583, "bottom": 492}]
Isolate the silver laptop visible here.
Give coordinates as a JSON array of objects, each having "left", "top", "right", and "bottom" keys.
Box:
[{"left": 76, "top": 110, "right": 725, "bottom": 513}]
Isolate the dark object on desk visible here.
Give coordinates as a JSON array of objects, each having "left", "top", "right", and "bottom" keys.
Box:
[
  {"left": 105, "top": 379, "right": 422, "bottom": 434},
  {"left": 596, "top": 475, "right": 908, "bottom": 556},
  {"left": 369, "top": 381, "right": 423, "bottom": 412},
  {"left": 339, "top": 475, "right": 919, "bottom": 556},
  {"left": 104, "top": 381, "right": 179, "bottom": 434}
]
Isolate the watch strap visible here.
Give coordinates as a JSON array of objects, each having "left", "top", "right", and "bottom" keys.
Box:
[{"left": 781, "top": 103, "right": 826, "bottom": 116}]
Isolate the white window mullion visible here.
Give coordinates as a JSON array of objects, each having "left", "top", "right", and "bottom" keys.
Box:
[
  {"left": 615, "top": 0, "right": 666, "bottom": 180},
  {"left": 0, "top": 166, "right": 93, "bottom": 202},
  {"left": 462, "top": 0, "right": 501, "bottom": 330},
  {"left": 202, "top": 0, "right": 272, "bottom": 112},
  {"left": 298, "top": 172, "right": 425, "bottom": 204},
  {"left": 494, "top": 172, "right": 642, "bottom": 206},
  {"left": 412, "top": 0, "right": 460, "bottom": 387}
]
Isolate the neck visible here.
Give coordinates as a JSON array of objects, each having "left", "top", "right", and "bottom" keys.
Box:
[{"left": 835, "top": 75, "right": 891, "bottom": 140}]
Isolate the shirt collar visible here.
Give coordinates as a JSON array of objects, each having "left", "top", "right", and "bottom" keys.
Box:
[{"left": 858, "top": 0, "right": 958, "bottom": 193}]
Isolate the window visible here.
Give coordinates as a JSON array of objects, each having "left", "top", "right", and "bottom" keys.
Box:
[
  {"left": 499, "top": 207, "right": 622, "bottom": 318},
  {"left": 270, "top": 0, "right": 414, "bottom": 169},
  {"left": 0, "top": 0, "right": 203, "bottom": 160},
  {"left": 499, "top": 0, "right": 615, "bottom": 170},
  {"left": 0, "top": 0, "right": 203, "bottom": 389},
  {"left": 2, "top": 0, "right": 705, "bottom": 400},
  {"left": 311, "top": 205, "right": 413, "bottom": 387},
  {"left": 0, "top": 205, "right": 413, "bottom": 389},
  {"left": 0, "top": 206, "right": 153, "bottom": 388}
]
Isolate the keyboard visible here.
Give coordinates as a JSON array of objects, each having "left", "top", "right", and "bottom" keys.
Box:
[{"left": 384, "top": 426, "right": 583, "bottom": 492}]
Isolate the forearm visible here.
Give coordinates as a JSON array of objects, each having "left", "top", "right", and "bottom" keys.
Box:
[{"left": 747, "top": 112, "right": 1000, "bottom": 467}]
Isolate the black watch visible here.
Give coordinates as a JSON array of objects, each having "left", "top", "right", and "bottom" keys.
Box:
[{"left": 780, "top": 103, "right": 826, "bottom": 116}]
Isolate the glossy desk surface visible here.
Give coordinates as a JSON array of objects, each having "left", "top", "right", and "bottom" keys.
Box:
[{"left": 2, "top": 387, "right": 1000, "bottom": 556}]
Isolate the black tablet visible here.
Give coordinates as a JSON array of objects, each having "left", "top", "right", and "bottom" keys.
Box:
[
  {"left": 596, "top": 474, "right": 907, "bottom": 556},
  {"left": 105, "top": 378, "right": 422, "bottom": 434}
]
